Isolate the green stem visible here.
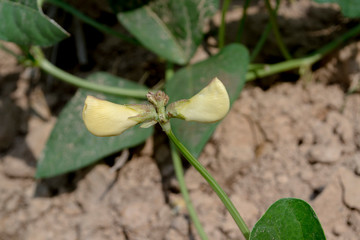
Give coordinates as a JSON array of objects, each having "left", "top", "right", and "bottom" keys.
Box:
[
  {"left": 264, "top": 0, "right": 292, "bottom": 60},
  {"left": 247, "top": 22, "right": 360, "bottom": 81},
  {"left": 218, "top": 0, "right": 232, "bottom": 49},
  {"left": 250, "top": 24, "right": 272, "bottom": 62},
  {"left": 165, "top": 126, "right": 250, "bottom": 240},
  {"left": 45, "top": 0, "right": 139, "bottom": 45},
  {"left": 313, "top": 22, "right": 360, "bottom": 56},
  {"left": 236, "top": 0, "right": 251, "bottom": 43},
  {"left": 165, "top": 61, "right": 207, "bottom": 238},
  {"left": 250, "top": 0, "right": 280, "bottom": 62},
  {"left": 246, "top": 55, "right": 317, "bottom": 81},
  {"left": 32, "top": 47, "right": 148, "bottom": 99},
  {"left": 170, "top": 143, "right": 209, "bottom": 240}
]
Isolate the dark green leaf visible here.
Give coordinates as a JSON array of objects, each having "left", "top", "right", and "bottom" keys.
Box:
[
  {"left": 36, "top": 72, "right": 153, "bottom": 178},
  {"left": 250, "top": 198, "right": 326, "bottom": 240},
  {"left": 116, "top": 0, "right": 218, "bottom": 64},
  {"left": 0, "top": 0, "right": 69, "bottom": 46},
  {"left": 165, "top": 44, "right": 249, "bottom": 158},
  {"left": 313, "top": 0, "right": 360, "bottom": 18}
]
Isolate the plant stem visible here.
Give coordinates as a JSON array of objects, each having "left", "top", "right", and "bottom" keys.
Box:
[
  {"left": 164, "top": 60, "right": 207, "bottom": 238},
  {"left": 236, "top": 0, "right": 252, "bottom": 43},
  {"left": 250, "top": 0, "right": 280, "bottom": 62},
  {"left": 247, "top": 22, "right": 360, "bottom": 81},
  {"left": 164, "top": 126, "right": 250, "bottom": 240},
  {"left": 313, "top": 23, "right": 360, "bottom": 57},
  {"left": 165, "top": 61, "right": 208, "bottom": 239},
  {"left": 246, "top": 55, "right": 317, "bottom": 81},
  {"left": 45, "top": 0, "right": 139, "bottom": 45},
  {"left": 170, "top": 143, "right": 209, "bottom": 240},
  {"left": 32, "top": 47, "right": 148, "bottom": 99},
  {"left": 218, "top": 0, "right": 232, "bottom": 49},
  {"left": 264, "top": 0, "right": 292, "bottom": 60}
]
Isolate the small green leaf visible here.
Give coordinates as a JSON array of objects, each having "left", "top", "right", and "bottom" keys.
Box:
[
  {"left": 116, "top": 0, "right": 218, "bottom": 64},
  {"left": 313, "top": 0, "right": 360, "bottom": 18},
  {"left": 165, "top": 44, "right": 249, "bottom": 158},
  {"left": 250, "top": 198, "right": 326, "bottom": 240},
  {"left": 36, "top": 72, "right": 153, "bottom": 178},
  {"left": 0, "top": 0, "right": 69, "bottom": 46}
]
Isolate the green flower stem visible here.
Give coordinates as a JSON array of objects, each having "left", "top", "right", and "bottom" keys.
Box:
[
  {"left": 236, "top": 0, "right": 252, "bottom": 43},
  {"left": 250, "top": 0, "right": 280, "bottom": 62},
  {"left": 165, "top": 61, "right": 208, "bottom": 239},
  {"left": 170, "top": 143, "right": 209, "bottom": 240},
  {"left": 164, "top": 125, "right": 250, "bottom": 240},
  {"left": 45, "top": 0, "right": 139, "bottom": 45},
  {"left": 247, "top": 22, "right": 360, "bottom": 81},
  {"left": 218, "top": 0, "right": 232, "bottom": 49},
  {"left": 33, "top": 47, "right": 148, "bottom": 99},
  {"left": 264, "top": 0, "right": 292, "bottom": 60}
]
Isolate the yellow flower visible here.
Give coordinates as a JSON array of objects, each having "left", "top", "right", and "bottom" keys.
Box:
[
  {"left": 82, "top": 78, "right": 230, "bottom": 137},
  {"left": 167, "top": 78, "right": 230, "bottom": 123},
  {"left": 82, "top": 96, "right": 147, "bottom": 137}
]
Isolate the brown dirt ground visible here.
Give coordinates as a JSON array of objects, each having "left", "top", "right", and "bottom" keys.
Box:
[{"left": 1, "top": 0, "right": 360, "bottom": 239}]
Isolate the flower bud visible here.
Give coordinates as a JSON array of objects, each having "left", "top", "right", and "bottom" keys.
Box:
[
  {"left": 82, "top": 96, "right": 147, "bottom": 137},
  {"left": 167, "top": 78, "right": 230, "bottom": 123}
]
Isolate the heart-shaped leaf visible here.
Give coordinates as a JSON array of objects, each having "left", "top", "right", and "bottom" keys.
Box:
[
  {"left": 250, "top": 198, "right": 326, "bottom": 240},
  {"left": 0, "top": 0, "right": 69, "bottom": 46},
  {"left": 115, "top": 0, "right": 218, "bottom": 64},
  {"left": 165, "top": 44, "right": 249, "bottom": 158},
  {"left": 313, "top": 0, "right": 360, "bottom": 18},
  {"left": 36, "top": 72, "right": 153, "bottom": 178}
]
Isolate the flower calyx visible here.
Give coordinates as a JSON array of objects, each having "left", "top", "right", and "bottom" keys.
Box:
[{"left": 147, "top": 91, "right": 170, "bottom": 124}]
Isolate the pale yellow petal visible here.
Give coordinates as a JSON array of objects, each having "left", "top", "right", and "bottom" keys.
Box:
[
  {"left": 82, "top": 96, "right": 140, "bottom": 137},
  {"left": 175, "top": 78, "right": 230, "bottom": 123}
]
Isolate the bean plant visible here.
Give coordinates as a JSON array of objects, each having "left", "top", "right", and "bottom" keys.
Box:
[{"left": 1, "top": 0, "right": 359, "bottom": 239}]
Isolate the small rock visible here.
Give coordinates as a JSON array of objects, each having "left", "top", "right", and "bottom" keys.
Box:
[
  {"left": 348, "top": 211, "right": 360, "bottom": 232},
  {"left": 339, "top": 167, "right": 360, "bottom": 211},
  {"left": 312, "top": 168, "right": 349, "bottom": 237},
  {"left": 3, "top": 155, "right": 35, "bottom": 178},
  {"left": 2, "top": 138, "right": 36, "bottom": 178},
  {"left": 171, "top": 216, "right": 188, "bottom": 236},
  {"left": 326, "top": 111, "right": 354, "bottom": 145},
  {"left": 27, "top": 197, "right": 52, "bottom": 220},
  {"left": 26, "top": 116, "right": 55, "bottom": 159},
  {"left": 308, "top": 144, "right": 342, "bottom": 163},
  {"left": 30, "top": 86, "right": 52, "bottom": 120},
  {"left": 332, "top": 223, "right": 348, "bottom": 236},
  {"left": 276, "top": 174, "right": 288, "bottom": 184},
  {"left": 164, "top": 228, "right": 186, "bottom": 240}
]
